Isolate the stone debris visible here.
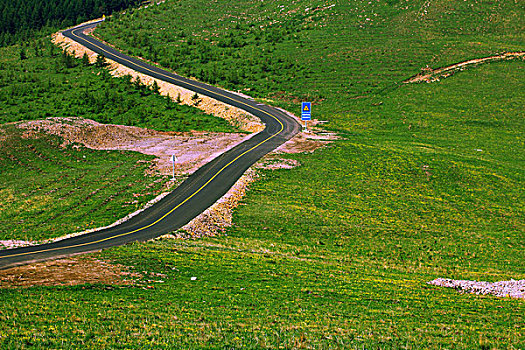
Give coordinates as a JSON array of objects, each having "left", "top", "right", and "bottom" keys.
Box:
[
  {"left": 160, "top": 168, "right": 258, "bottom": 239},
  {"left": 428, "top": 278, "right": 525, "bottom": 299},
  {"left": 52, "top": 29, "right": 264, "bottom": 134},
  {"left": 0, "top": 240, "right": 34, "bottom": 250},
  {"left": 256, "top": 157, "right": 300, "bottom": 170}
]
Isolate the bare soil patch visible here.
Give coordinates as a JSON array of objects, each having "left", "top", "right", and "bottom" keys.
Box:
[
  {"left": 404, "top": 52, "right": 525, "bottom": 83},
  {"left": 16, "top": 117, "right": 248, "bottom": 176},
  {"left": 0, "top": 258, "right": 139, "bottom": 288},
  {"left": 276, "top": 131, "right": 336, "bottom": 154}
]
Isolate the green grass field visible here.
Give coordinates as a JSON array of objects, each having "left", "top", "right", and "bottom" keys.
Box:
[
  {"left": 0, "top": 125, "right": 176, "bottom": 242},
  {"left": 0, "top": 0, "right": 524, "bottom": 348}
]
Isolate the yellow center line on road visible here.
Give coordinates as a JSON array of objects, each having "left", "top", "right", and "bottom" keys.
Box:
[{"left": 0, "top": 24, "right": 287, "bottom": 260}]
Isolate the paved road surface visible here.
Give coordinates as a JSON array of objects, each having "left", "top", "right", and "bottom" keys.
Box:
[{"left": 0, "top": 20, "right": 300, "bottom": 270}]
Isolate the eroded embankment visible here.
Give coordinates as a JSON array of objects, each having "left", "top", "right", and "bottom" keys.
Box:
[
  {"left": 404, "top": 51, "right": 525, "bottom": 83},
  {"left": 52, "top": 30, "right": 264, "bottom": 134}
]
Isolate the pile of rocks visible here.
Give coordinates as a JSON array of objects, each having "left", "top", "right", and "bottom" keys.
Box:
[
  {"left": 0, "top": 240, "right": 33, "bottom": 250},
  {"left": 428, "top": 278, "right": 525, "bottom": 299},
  {"left": 179, "top": 168, "right": 258, "bottom": 238}
]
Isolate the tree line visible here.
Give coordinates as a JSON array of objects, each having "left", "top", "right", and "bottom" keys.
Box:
[{"left": 0, "top": 0, "right": 140, "bottom": 47}]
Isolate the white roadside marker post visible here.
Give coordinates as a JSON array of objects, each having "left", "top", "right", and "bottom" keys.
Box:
[{"left": 170, "top": 155, "right": 178, "bottom": 181}]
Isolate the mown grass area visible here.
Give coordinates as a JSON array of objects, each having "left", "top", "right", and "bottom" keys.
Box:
[
  {"left": 0, "top": 126, "right": 177, "bottom": 241},
  {"left": 1, "top": 0, "right": 524, "bottom": 348}
]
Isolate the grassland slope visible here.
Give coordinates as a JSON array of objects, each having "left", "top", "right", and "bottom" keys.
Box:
[
  {"left": 0, "top": 36, "right": 241, "bottom": 243},
  {"left": 0, "top": 0, "right": 523, "bottom": 348}
]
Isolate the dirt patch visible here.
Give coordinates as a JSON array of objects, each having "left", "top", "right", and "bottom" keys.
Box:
[
  {"left": 52, "top": 28, "right": 264, "bottom": 134},
  {"left": 273, "top": 107, "right": 338, "bottom": 155},
  {"left": 15, "top": 117, "right": 249, "bottom": 176},
  {"left": 0, "top": 258, "right": 139, "bottom": 288},
  {"left": 276, "top": 132, "right": 335, "bottom": 154},
  {"left": 404, "top": 52, "right": 525, "bottom": 83}
]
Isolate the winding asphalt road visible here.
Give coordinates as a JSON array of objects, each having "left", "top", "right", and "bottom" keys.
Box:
[{"left": 0, "top": 20, "right": 300, "bottom": 270}]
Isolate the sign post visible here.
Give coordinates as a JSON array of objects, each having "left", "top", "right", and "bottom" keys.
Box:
[
  {"left": 301, "top": 102, "right": 311, "bottom": 131},
  {"left": 170, "top": 155, "right": 178, "bottom": 181}
]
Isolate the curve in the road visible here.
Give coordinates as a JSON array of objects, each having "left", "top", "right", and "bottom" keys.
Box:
[{"left": 0, "top": 20, "right": 301, "bottom": 270}]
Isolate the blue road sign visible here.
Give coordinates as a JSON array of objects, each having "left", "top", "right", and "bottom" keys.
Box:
[{"left": 301, "top": 102, "right": 311, "bottom": 121}]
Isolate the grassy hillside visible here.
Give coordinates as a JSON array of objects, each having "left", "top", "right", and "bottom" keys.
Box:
[
  {"left": 0, "top": 126, "right": 172, "bottom": 241},
  {"left": 96, "top": 0, "right": 524, "bottom": 108},
  {"left": 0, "top": 0, "right": 140, "bottom": 46},
  {"left": 0, "top": 36, "right": 238, "bottom": 241},
  {"left": 0, "top": 0, "right": 524, "bottom": 348},
  {"left": 0, "top": 40, "right": 236, "bottom": 132},
  {"left": 4, "top": 59, "right": 521, "bottom": 349}
]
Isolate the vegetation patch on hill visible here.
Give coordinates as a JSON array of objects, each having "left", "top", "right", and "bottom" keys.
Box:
[
  {"left": 0, "top": 0, "right": 141, "bottom": 47},
  {"left": 0, "top": 39, "right": 237, "bottom": 133},
  {"left": 96, "top": 0, "right": 524, "bottom": 114}
]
